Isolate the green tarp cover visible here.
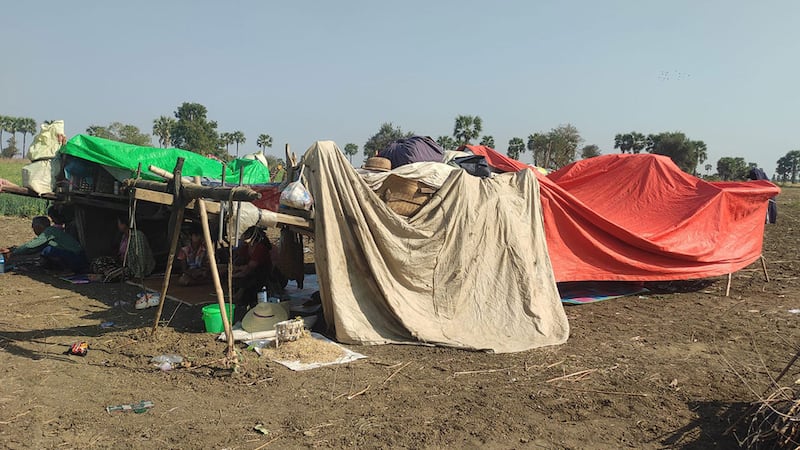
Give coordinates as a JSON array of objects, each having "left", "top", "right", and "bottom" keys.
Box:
[{"left": 60, "top": 134, "right": 270, "bottom": 184}]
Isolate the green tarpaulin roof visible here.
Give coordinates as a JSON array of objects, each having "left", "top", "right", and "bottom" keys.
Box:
[{"left": 60, "top": 134, "right": 270, "bottom": 184}]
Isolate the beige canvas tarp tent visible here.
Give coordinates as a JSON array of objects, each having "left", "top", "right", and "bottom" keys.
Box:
[{"left": 302, "top": 141, "right": 569, "bottom": 353}]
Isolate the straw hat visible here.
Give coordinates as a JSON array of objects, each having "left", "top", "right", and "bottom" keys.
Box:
[
  {"left": 241, "top": 302, "right": 289, "bottom": 333},
  {"left": 362, "top": 157, "right": 392, "bottom": 172}
]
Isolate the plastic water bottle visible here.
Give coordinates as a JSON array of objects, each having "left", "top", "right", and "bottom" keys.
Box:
[
  {"left": 257, "top": 286, "right": 268, "bottom": 303},
  {"left": 0, "top": 254, "right": 5, "bottom": 274}
]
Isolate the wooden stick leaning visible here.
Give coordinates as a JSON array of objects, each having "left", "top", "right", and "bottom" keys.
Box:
[
  {"left": 217, "top": 163, "right": 226, "bottom": 247},
  {"left": 233, "top": 167, "right": 244, "bottom": 245},
  {"left": 222, "top": 165, "right": 234, "bottom": 333},
  {"left": 196, "top": 176, "right": 236, "bottom": 362},
  {"left": 150, "top": 158, "right": 186, "bottom": 335},
  {"left": 130, "top": 162, "right": 149, "bottom": 316},
  {"left": 725, "top": 273, "right": 732, "bottom": 297}
]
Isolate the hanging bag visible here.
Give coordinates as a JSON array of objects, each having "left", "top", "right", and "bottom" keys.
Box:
[{"left": 279, "top": 165, "right": 314, "bottom": 210}]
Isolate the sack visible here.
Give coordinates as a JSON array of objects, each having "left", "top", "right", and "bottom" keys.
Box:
[
  {"left": 22, "top": 159, "right": 57, "bottom": 194},
  {"left": 279, "top": 165, "right": 313, "bottom": 210},
  {"left": 280, "top": 181, "right": 313, "bottom": 210},
  {"left": 453, "top": 155, "right": 492, "bottom": 178},
  {"left": 28, "top": 120, "right": 64, "bottom": 161}
]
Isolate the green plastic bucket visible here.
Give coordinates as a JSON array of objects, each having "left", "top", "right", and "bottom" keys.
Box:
[{"left": 201, "top": 303, "right": 235, "bottom": 333}]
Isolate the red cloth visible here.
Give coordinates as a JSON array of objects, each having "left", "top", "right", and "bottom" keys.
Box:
[
  {"left": 251, "top": 185, "right": 282, "bottom": 212},
  {"left": 237, "top": 241, "right": 271, "bottom": 268},
  {"left": 461, "top": 146, "right": 780, "bottom": 282}
]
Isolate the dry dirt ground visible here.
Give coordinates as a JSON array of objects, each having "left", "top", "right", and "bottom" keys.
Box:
[{"left": 0, "top": 187, "right": 798, "bottom": 450}]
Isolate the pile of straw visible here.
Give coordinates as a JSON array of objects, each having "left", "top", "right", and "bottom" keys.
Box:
[
  {"left": 261, "top": 331, "right": 345, "bottom": 364},
  {"left": 740, "top": 387, "right": 800, "bottom": 450}
]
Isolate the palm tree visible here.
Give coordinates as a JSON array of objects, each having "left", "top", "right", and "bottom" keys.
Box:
[
  {"left": 787, "top": 150, "right": 800, "bottom": 184},
  {"left": 614, "top": 132, "right": 647, "bottom": 154},
  {"left": 18, "top": 118, "right": 36, "bottom": 159},
  {"left": 436, "top": 136, "right": 456, "bottom": 151},
  {"left": 507, "top": 137, "right": 525, "bottom": 160},
  {"left": 0, "top": 116, "right": 8, "bottom": 153},
  {"left": 453, "top": 115, "right": 483, "bottom": 145},
  {"left": 152, "top": 116, "right": 176, "bottom": 148},
  {"left": 256, "top": 133, "right": 272, "bottom": 153},
  {"left": 219, "top": 132, "right": 232, "bottom": 154},
  {"left": 692, "top": 140, "right": 708, "bottom": 175},
  {"left": 6, "top": 117, "right": 19, "bottom": 156},
  {"left": 479, "top": 135, "right": 495, "bottom": 148},
  {"left": 343, "top": 143, "right": 358, "bottom": 162},
  {"left": 231, "top": 131, "right": 246, "bottom": 158}
]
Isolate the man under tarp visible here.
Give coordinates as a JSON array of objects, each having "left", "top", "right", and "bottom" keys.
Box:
[{"left": 302, "top": 141, "right": 569, "bottom": 353}]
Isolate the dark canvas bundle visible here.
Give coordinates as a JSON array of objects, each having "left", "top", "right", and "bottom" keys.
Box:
[
  {"left": 379, "top": 136, "right": 444, "bottom": 169},
  {"left": 748, "top": 168, "right": 778, "bottom": 224},
  {"left": 452, "top": 155, "right": 492, "bottom": 178}
]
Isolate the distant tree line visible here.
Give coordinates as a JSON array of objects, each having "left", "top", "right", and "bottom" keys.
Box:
[
  {"left": 151, "top": 103, "right": 273, "bottom": 161},
  {"left": 613, "top": 131, "right": 708, "bottom": 175},
  {"left": 775, "top": 150, "right": 800, "bottom": 183},
  {"left": 0, "top": 115, "right": 38, "bottom": 158},
  {"left": 83, "top": 103, "right": 274, "bottom": 164},
  {"left": 8, "top": 105, "right": 797, "bottom": 183},
  {"left": 360, "top": 115, "right": 600, "bottom": 171}
]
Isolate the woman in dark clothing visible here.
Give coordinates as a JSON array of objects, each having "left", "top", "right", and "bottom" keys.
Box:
[{"left": 231, "top": 226, "right": 273, "bottom": 307}]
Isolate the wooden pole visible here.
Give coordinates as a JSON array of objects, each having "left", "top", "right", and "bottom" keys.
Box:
[
  {"left": 725, "top": 273, "right": 732, "bottom": 297},
  {"left": 760, "top": 255, "right": 770, "bottom": 282},
  {"left": 150, "top": 158, "right": 186, "bottom": 335},
  {"left": 125, "top": 179, "right": 260, "bottom": 202},
  {"left": 234, "top": 167, "right": 244, "bottom": 245},
  {"left": 217, "top": 163, "right": 227, "bottom": 247},
  {"left": 196, "top": 176, "right": 236, "bottom": 362}
]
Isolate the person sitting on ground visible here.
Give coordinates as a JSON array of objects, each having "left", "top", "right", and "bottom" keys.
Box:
[
  {"left": 92, "top": 215, "right": 156, "bottom": 282},
  {"left": 0, "top": 215, "right": 88, "bottom": 273},
  {"left": 117, "top": 215, "right": 155, "bottom": 279},
  {"left": 47, "top": 204, "right": 79, "bottom": 241},
  {"left": 176, "top": 223, "right": 210, "bottom": 286},
  {"left": 231, "top": 226, "right": 273, "bottom": 307}
]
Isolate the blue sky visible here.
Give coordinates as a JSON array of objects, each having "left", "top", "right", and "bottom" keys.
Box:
[{"left": 2, "top": 1, "right": 798, "bottom": 174}]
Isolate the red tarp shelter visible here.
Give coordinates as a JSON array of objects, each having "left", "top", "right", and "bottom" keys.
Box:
[{"left": 461, "top": 145, "right": 780, "bottom": 282}]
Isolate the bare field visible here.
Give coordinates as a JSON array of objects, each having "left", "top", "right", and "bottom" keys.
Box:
[{"left": 0, "top": 187, "right": 798, "bottom": 449}]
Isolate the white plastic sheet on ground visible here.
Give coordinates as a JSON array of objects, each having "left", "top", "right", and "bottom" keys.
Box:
[
  {"left": 303, "top": 141, "right": 569, "bottom": 353},
  {"left": 246, "top": 332, "right": 366, "bottom": 371}
]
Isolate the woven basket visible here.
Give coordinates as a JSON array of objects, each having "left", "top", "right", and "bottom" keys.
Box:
[
  {"left": 275, "top": 318, "right": 305, "bottom": 346},
  {"left": 377, "top": 175, "right": 436, "bottom": 217}
]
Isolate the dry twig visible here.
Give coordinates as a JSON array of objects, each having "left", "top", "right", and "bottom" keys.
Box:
[
  {"left": 546, "top": 369, "right": 597, "bottom": 383},
  {"left": 383, "top": 361, "right": 412, "bottom": 385},
  {"left": 347, "top": 385, "right": 370, "bottom": 400},
  {"left": 453, "top": 366, "right": 515, "bottom": 376}
]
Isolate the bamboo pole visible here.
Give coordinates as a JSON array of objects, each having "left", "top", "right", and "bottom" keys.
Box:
[
  {"left": 234, "top": 167, "right": 244, "bottom": 245},
  {"left": 760, "top": 255, "right": 770, "bottom": 282},
  {"left": 196, "top": 176, "right": 236, "bottom": 361},
  {"left": 217, "top": 163, "right": 227, "bottom": 247},
  {"left": 150, "top": 158, "right": 186, "bottom": 335}
]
